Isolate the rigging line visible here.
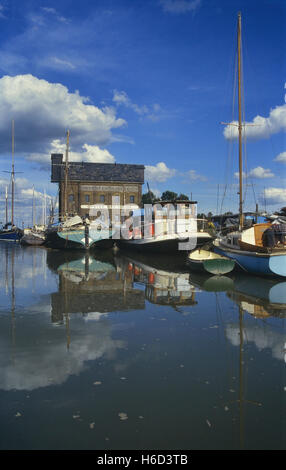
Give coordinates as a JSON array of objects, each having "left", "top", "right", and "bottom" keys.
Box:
[{"left": 220, "top": 54, "right": 237, "bottom": 216}]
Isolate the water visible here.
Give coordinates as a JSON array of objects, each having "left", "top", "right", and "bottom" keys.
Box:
[{"left": 0, "top": 242, "right": 285, "bottom": 450}]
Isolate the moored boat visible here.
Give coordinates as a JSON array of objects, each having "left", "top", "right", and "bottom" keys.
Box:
[
  {"left": 117, "top": 200, "right": 214, "bottom": 253},
  {"left": 212, "top": 13, "right": 286, "bottom": 278},
  {"left": 187, "top": 248, "right": 236, "bottom": 275},
  {"left": 21, "top": 227, "right": 46, "bottom": 246},
  {"left": 0, "top": 223, "right": 23, "bottom": 242}
]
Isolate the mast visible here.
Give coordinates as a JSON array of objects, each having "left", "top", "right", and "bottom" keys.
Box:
[
  {"left": 32, "top": 184, "right": 35, "bottom": 227},
  {"left": 237, "top": 12, "right": 244, "bottom": 230},
  {"left": 11, "top": 120, "right": 15, "bottom": 226},
  {"left": 63, "top": 130, "right": 70, "bottom": 219},
  {"left": 5, "top": 186, "right": 8, "bottom": 225}
]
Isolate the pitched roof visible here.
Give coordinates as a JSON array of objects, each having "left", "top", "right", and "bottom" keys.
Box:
[{"left": 51, "top": 154, "right": 145, "bottom": 184}]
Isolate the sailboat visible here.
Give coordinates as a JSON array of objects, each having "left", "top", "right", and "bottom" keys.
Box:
[
  {"left": 21, "top": 186, "right": 47, "bottom": 246},
  {"left": 0, "top": 121, "right": 23, "bottom": 242},
  {"left": 213, "top": 13, "right": 286, "bottom": 278},
  {"left": 45, "top": 131, "right": 115, "bottom": 250}
]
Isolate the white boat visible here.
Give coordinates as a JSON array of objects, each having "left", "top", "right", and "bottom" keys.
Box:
[
  {"left": 117, "top": 201, "right": 214, "bottom": 253},
  {"left": 21, "top": 227, "right": 46, "bottom": 246},
  {"left": 213, "top": 13, "right": 286, "bottom": 278},
  {"left": 187, "top": 248, "right": 236, "bottom": 275}
]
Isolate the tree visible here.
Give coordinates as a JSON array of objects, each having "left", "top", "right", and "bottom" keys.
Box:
[
  {"left": 161, "top": 190, "right": 178, "bottom": 201},
  {"left": 141, "top": 191, "right": 158, "bottom": 205},
  {"left": 178, "top": 193, "right": 189, "bottom": 200}
]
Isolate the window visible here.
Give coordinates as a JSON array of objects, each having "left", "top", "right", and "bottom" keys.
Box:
[
  {"left": 85, "top": 194, "right": 90, "bottom": 203},
  {"left": 130, "top": 195, "right": 135, "bottom": 203},
  {"left": 68, "top": 194, "right": 74, "bottom": 202},
  {"left": 100, "top": 194, "right": 105, "bottom": 203}
]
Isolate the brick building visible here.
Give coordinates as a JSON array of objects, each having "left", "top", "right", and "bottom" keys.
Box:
[{"left": 51, "top": 153, "right": 145, "bottom": 221}]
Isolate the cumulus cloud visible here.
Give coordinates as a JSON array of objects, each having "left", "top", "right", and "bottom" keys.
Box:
[
  {"left": 259, "top": 187, "right": 286, "bottom": 205},
  {"left": 0, "top": 75, "right": 126, "bottom": 157},
  {"left": 223, "top": 104, "right": 286, "bottom": 141},
  {"left": 159, "top": 0, "right": 202, "bottom": 14},
  {"left": 274, "top": 151, "right": 286, "bottom": 164},
  {"left": 145, "top": 162, "right": 177, "bottom": 182},
  {"left": 27, "top": 139, "right": 116, "bottom": 170},
  {"left": 235, "top": 166, "right": 275, "bottom": 179},
  {"left": 249, "top": 166, "right": 274, "bottom": 179}
]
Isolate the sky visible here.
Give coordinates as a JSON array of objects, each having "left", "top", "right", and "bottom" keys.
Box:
[{"left": 0, "top": 0, "right": 285, "bottom": 226}]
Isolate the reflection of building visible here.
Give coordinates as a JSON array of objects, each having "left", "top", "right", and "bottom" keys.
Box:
[
  {"left": 51, "top": 153, "right": 144, "bottom": 221},
  {"left": 51, "top": 256, "right": 145, "bottom": 323}
]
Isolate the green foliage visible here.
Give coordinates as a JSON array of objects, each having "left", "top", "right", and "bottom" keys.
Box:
[{"left": 161, "top": 190, "right": 178, "bottom": 201}]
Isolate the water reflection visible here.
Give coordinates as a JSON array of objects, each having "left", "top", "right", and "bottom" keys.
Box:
[{"left": 0, "top": 243, "right": 285, "bottom": 450}]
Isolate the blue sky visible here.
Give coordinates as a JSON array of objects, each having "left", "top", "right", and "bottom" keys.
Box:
[{"left": 0, "top": 0, "right": 285, "bottom": 225}]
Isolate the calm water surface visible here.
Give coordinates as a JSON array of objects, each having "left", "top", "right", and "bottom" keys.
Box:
[{"left": 0, "top": 242, "right": 285, "bottom": 450}]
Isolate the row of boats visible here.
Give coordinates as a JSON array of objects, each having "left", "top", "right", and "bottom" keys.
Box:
[{"left": 1, "top": 207, "right": 286, "bottom": 279}]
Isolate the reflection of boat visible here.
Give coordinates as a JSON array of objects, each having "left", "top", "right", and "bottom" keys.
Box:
[
  {"left": 187, "top": 248, "right": 235, "bottom": 275},
  {"left": 58, "top": 255, "right": 116, "bottom": 283},
  {"left": 115, "top": 253, "right": 198, "bottom": 307},
  {"left": 189, "top": 270, "right": 234, "bottom": 292},
  {"left": 227, "top": 274, "right": 286, "bottom": 318},
  {"left": 213, "top": 14, "right": 286, "bottom": 278},
  {"left": 51, "top": 252, "right": 145, "bottom": 323}
]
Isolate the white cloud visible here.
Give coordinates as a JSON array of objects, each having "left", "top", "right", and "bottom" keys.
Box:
[
  {"left": 0, "top": 4, "right": 6, "bottom": 19},
  {"left": 260, "top": 187, "right": 286, "bottom": 205},
  {"left": 113, "top": 90, "right": 162, "bottom": 121},
  {"left": 27, "top": 140, "right": 115, "bottom": 169},
  {"left": 249, "top": 166, "right": 274, "bottom": 179},
  {"left": 274, "top": 151, "right": 286, "bottom": 164},
  {"left": 223, "top": 104, "right": 286, "bottom": 141},
  {"left": 235, "top": 166, "right": 274, "bottom": 179},
  {"left": 145, "top": 162, "right": 177, "bottom": 182},
  {"left": 0, "top": 75, "right": 126, "bottom": 156},
  {"left": 159, "top": 0, "right": 202, "bottom": 14},
  {"left": 186, "top": 169, "right": 207, "bottom": 181}
]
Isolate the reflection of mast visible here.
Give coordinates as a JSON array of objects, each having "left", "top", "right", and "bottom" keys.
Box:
[
  {"left": 229, "top": 306, "right": 262, "bottom": 449},
  {"left": 11, "top": 247, "right": 16, "bottom": 351},
  {"left": 64, "top": 259, "right": 71, "bottom": 350}
]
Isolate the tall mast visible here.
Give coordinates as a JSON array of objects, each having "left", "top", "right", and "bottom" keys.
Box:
[
  {"left": 5, "top": 186, "right": 8, "bottom": 225},
  {"left": 11, "top": 120, "right": 15, "bottom": 226},
  {"left": 237, "top": 12, "right": 244, "bottom": 230},
  {"left": 32, "top": 184, "right": 35, "bottom": 227},
  {"left": 63, "top": 130, "right": 70, "bottom": 219}
]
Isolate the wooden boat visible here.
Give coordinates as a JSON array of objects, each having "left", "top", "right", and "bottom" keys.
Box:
[
  {"left": 21, "top": 228, "right": 46, "bottom": 246},
  {"left": 213, "top": 13, "right": 286, "bottom": 278},
  {"left": 0, "top": 223, "right": 23, "bottom": 242},
  {"left": 46, "top": 216, "right": 116, "bottom": 250},
  {"left": 0, "top": 121, "right": 23, "bottom": 242},
  {"left": 187, "top": 248, "right": 235, "bottom": 275}
]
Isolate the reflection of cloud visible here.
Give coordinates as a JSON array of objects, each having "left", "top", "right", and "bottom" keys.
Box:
[
  {"left": 225, "top": 323, "right": 285, "bottom": 361},
  {"left": 0, "top": 319, "right": 125, "bottom": 391}
]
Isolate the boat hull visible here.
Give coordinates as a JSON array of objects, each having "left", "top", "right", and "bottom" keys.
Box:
[
  {"left": 187, "top": 248, "right": 235, "bottom": 275},
  {"left": 0, "top": 229, "right": 22, "bottom": 242},
  {"left": 213, "top": 243, "right": 286, "bottom": 278},
  {"left": 117, "top": 233, "right": 213, "bottom": 254},
  {"left": 46, "top": 227, "right": 115, "bottom": 250}
]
